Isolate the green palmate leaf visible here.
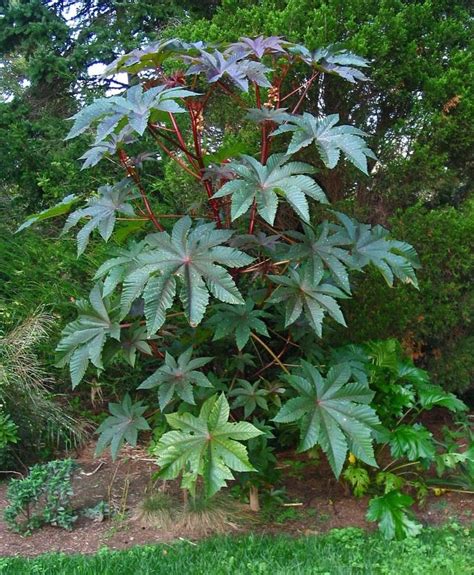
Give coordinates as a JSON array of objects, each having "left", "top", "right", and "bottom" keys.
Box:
[
  {"left": 120, "top": 324, "right": 153, "bottom": 367},
  {"left": 273, "top": 362, "right": 380, "bottom": 477},
  {"left": 389, "top": 424, "right": 436, "bottom": 462},
  {"left": 63, "top": 180, "right": 138, "bottom": 255},
  {"left": 185, "top": 49, "right": 272, "bottom": 92},
  {"left": 154, "top": 394, "right": 262, "bottom": 497},
  {"left": 138, "top": 347, "right": 213, "bottom": 410},
  {"left": 55, "top": 284, "right": 121, "bottom": 388},
  {"left": 415, "top": 383, "right": 467, "bottom": 413},
  {"left": 206, "top": 298, "right": 270, "bottom": 350},
  {"left": 78, "top": 127, "right": 135, "bottom": 169},
  {"left": 272, "top": 113, "right": 376, "bottom": 174},
  {"left": 120, "top": 216, "right": 253, "bottom": 329},
  {"left": 16, "top": 194, "right": 80, "bottom": 232},
  {"left": 229, "top": 379, "right": 269, "bottom": 418},
  {"left": 334, "top": 212, "right": 420, "bottom": 288},
  {"left": 268, "top": 265, "right": 348, "bottom": 337},
  {"left": 96, "top": 394, "right": 150, "bottom": 460},
  {"left": 286, "top": 222, "right": 353, "bottom": 293},
  {"left": 66, "top": 84, "right": 199, "bottom": 141},
  {"left": 212, "top": 153, "right": 327, "bottom": 225},
  {"left": 103, "top": 39, "right": 196, "bottom": 75},
  {"left": 228, "top": 36, "right": 289, "bottom": 59},
  {"left": 290, "top": 44, "right": 369, "bottom": 83},
  {"left": 366, "top": 491, "right": 422, "bottom": 540}
]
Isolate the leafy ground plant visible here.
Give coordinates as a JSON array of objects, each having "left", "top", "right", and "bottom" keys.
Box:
[
  {"left": 4, "top": 459, "right": 77, "bottom": 534},
  {"left": 18, "top": 35, "right": 467, "bottom": 539}
]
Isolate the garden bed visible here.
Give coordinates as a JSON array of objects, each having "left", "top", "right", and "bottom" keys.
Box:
[{"left": 1, "top": 443, "right": 472, "bottom": 558}]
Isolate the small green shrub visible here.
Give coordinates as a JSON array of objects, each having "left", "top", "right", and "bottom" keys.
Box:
[
  {"left": 0, "top": 409, "right": 18, "bottom": 449},
  {"left": 4, "top": 458, "right": 78, "bottom": 534}
]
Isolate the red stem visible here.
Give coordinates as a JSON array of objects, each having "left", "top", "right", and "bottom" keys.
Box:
[
  {"left": 255, "top": 83, "right": 262, "bottom": 109},
  {"left": 186, "top": 102, "right": 222, "bottom": 228},
  {"left": 118, "top": 149, "right": 164, "bottom": 232},
  {"left": 152, "top": 126, "right": 199, "bottom": 160},
  {"left": 291, "top": 72, "right": 319, "bottom": 115},
  {"left": 168, "top": 112, "right": 200, "bottom": 169},
  {"left": 148, "top": 129, "right": 201, "bottom": 180},
  {"left": 248, "top": 201, "right": 257, "bottom": 235},
  {"left": 216, "top": 81, "right": 247, "bottom": 106}
]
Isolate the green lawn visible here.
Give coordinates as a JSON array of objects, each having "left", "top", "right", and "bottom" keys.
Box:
[{"left": 0, "top": 524, "right": 472, "bottom": 575}]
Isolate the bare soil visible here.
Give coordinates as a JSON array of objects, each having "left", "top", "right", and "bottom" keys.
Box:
[{"left": 0, "top": 442, "right": 472, "bottom": 558}]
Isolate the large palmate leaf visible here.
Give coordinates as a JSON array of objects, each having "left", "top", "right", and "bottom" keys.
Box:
[
  {"left": 273, "top": 362, "right": 380, "bottom": 477},
  {"left": 103, "top": 38, "right": 200, "bottom": 75},
  {"left": 66, "top": 84, "right": 198, "bottom": 141},
  {"left": 286, "top": 222, "right": 353, "bottom": 293},
  {"left": 212, "top": 153, "right": 327, "bottom": 225},
  {"left": 206, "top": 298, "right": 270, "bottom": 350},
  {"left": 228, "top": 36, "right": 289, "bottom": 59},
  {"left": 96, "top": 394, "right": 150, "bottom": 460},
  {"left": 138, "top": 347, "right": 213, "bottom": 409},
  {"left": 154, "top": 394, "right": 262, "bottom": 497},
  {"left": 334, "top": 212, "right": 420, "bottom": 287},
  {"left": 66, "top": 84, "right": 197, "bottom": 154},
  {"left": 268, "top": 265, "right": 348, "bottom": 337},
  {"left": 272, "top": 113, "right": 376, "bottom": 174},
  {"left": 367, "top": 491, "right": 422, "bottom": 540},
  {"left": 229, "top": 379, "right": 269, "bottom": 418},
  {"left": 56, "top": 284, "right": 121, "bottom": 388},
  {"left": 291, "top": 44, "right": 369, "bottom": 83},
  {"left": 185, "top": 49, "right": 272, "bottom": 92},
  {"left": 121, "top": 217, "right": 253, "bottom": 329},
  {"left": 63, "top": 181, "right": 138, "bottom": 255}
]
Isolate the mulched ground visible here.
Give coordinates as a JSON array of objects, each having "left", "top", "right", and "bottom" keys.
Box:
[{"left": 1, "top": 441, "right": 472, "bottom": 557}]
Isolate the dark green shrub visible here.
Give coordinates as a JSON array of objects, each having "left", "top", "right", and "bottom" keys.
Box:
[
  {"left": 4, "top": 458, "right": 77, "bottom": 534},
  {"left": 329, "top": 200, "right": 474, "bottom": 395}
]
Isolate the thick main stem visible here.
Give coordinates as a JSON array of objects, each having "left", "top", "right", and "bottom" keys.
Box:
[{"left": 249, "top": 485, "right": 260, "bottom": 512}]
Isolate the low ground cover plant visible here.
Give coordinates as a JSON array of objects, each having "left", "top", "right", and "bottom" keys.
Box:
[
  {"left": 4, "top": 459, "right": 77, "bottom": 534},
  {"left": 18, "top": 35, "right": 471, "bottom": 539}
]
